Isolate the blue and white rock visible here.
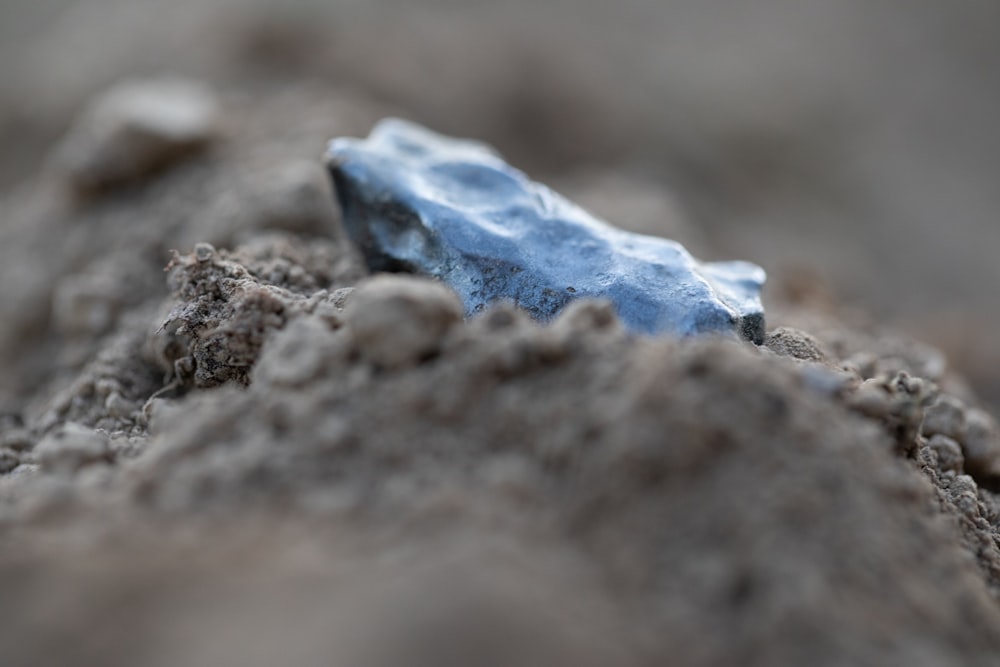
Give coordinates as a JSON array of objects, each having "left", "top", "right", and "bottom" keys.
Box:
[{"left": 326, "top": 119, "right": 766, "bottom": 343}]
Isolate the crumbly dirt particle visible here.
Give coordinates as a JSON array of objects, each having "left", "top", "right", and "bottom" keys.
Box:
[
  {"left": 764, "top": 326, "right": 831, "bottom": 363},
  {"left": 33, "top": 422, "right": 111, "bottom": 474},
  {"left": 346, "top": 274, "right": 464, "bottom": 370}
]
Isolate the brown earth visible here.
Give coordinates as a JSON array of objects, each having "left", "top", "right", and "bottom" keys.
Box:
[{"left": 2, "top": 4, "right": 1000, "bottom": 665}]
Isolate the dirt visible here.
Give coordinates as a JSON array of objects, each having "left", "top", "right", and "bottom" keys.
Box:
[{"left": 3, "top": 6, "right": 1000, "bottom": 665}]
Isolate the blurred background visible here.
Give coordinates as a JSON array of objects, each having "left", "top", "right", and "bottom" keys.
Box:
[{"left": 1, "top": 0, "right": 998, "bottom": 405}]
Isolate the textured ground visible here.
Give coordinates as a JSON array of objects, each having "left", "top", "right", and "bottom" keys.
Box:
[
  {"left": 2, "top": 3, "right": 1000, "bottom": 665},
  {"left": 0, "top": 76, "right": 1000, "bottom": 665}
]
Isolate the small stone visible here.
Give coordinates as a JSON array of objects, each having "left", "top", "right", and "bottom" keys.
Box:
[
  {"left": 327, "top": 119, "right": 766, "bottom": 342},
  {"left": 346, "top": 275, "right": 463, "bottom": 370},
  {"left": 962, "top": 408, "right": 1000, "bottom": 479},
  {"left": 52, "top": 77, "right": 220, "bottom": 193},
  {"left": 34, "top": 422, "right": 111, "bottom": 474},
  {"left": 926, "top": 434, "right": 964, "bottom": 475},
  {"left": 921, "top": 395, "right": 967, "bottom": 442}
]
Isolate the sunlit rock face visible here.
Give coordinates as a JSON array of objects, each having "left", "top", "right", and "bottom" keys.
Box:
[{"left": 327, "top": 119, "right": 765, "bottom": 343}]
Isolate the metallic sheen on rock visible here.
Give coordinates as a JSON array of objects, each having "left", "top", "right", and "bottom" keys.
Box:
[{"left": 326, "top": 119, "right": 766, "bottom": 343}]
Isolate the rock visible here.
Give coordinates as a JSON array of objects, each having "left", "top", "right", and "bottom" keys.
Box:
[
  {"left": 346, "top": 275, "right": 463, "bottom": 370},
  {"left": 52, "top": 77, "right": 220, "bottom": 193},
  {"left": 327, "top": 119, "right": 766, "bottom": 343},
  {"left": 34, "top": 423, "right": 110, "bottom": 474}
]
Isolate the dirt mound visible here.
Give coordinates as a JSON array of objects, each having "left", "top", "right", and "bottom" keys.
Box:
[{"left": 2, "top": 79, "right": 1000, "bottom": 666}]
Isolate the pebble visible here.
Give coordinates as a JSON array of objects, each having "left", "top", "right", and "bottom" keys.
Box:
[
  {"left": 327, "top": 119, "right": 766, "bottom": 342},
  {"left": 346, "top": 275, "right": 463, "bottom": 370},
  {"left": 52, "top": 77, "right": 220, "bottom": 193}
]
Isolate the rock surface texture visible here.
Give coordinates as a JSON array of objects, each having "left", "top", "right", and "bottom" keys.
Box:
[{"left": 327, "top": 119, "right": 766, "bottom": 343}]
